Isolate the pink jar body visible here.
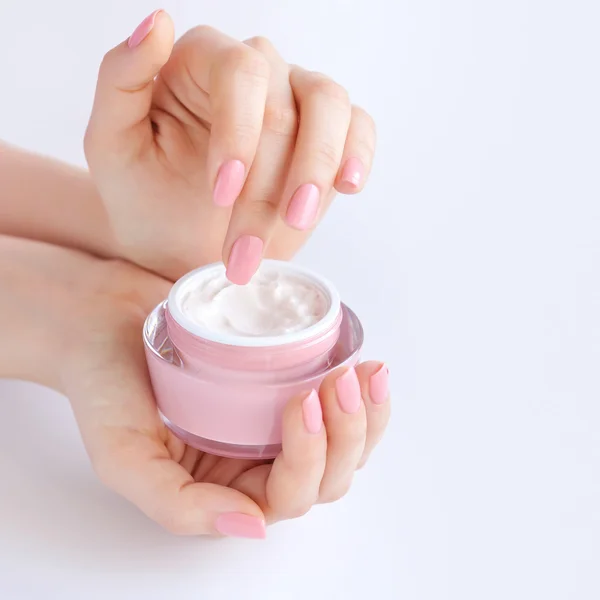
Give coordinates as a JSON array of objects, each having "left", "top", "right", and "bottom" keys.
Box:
[
  {"left": 142, "top": 262, "right": 364, "bottom": 460},
  {"left": 144, "top": 301, "right": 363, "bottom": 459}
]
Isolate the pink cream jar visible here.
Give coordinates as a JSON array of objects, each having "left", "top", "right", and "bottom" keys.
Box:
[{"left": 143, "top": 260, "right": 363, "bottom": 459}]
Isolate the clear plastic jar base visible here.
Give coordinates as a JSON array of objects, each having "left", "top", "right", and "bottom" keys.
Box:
[{"left": 161, "top": 413, "right": 282, "bottom": 460}]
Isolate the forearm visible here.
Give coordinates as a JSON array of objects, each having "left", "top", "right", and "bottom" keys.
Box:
[
  {"left": 0, "top": 142, "right": 117, "bottom": 258},
  {"left": 0, "top": 234, "right": 103, "bottom": 391}
]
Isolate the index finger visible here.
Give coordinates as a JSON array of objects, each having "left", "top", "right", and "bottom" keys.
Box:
[{"left": 163, "top": 26, "right": 271, "bottom": 209}]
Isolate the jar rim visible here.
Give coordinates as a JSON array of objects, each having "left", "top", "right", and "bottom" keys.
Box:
[{"left": 167, "top": 260, "right": 342, "bottom": 348}]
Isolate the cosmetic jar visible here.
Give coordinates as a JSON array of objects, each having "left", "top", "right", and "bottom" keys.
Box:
[{"left": 143, "top": 260, "right": 363, "bottom": 460}]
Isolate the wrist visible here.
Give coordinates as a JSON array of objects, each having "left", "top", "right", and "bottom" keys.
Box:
[
  {"left": 0, "top": 236, "right": 101, "bottom": 391},
  {"left": 0, "top": 143, "right": 121, "bottom": 261}
]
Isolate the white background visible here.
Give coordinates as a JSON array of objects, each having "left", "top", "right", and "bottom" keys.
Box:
[{"left": 1, "top": 0, "right": 599, "bottom": 598}]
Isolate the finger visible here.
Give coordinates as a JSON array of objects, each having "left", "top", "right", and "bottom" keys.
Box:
[
  {"left": 355, "top": 362, "right": 391, "bottom": 469},
  {"left": 264, "top": 389, "right": 327, "bottom": 520},
  {"left": 317, "top": 367, "right": 368, "bottom": 504},
  {"left": 92, "top": 426, "right": 266, "bottom": 538},
  {"left": 164, "top": 26, "right": 270, "bottom": 209},
  {"left": 334, "top": 106, "right": 377, "bottom": 194},
  {"left": 84, "top": 10, "right": 175, "bottom": 163},
  {"left": 222, "top": 36, "right": 298, "bottom": 284},
  {"left": 280, "top": 67, "right": 352, "bottom": 231}
]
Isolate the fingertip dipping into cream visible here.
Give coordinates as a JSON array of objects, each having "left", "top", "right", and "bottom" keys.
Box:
[{"left": 226, "top": 235, "right": 264, "bottom": 285}]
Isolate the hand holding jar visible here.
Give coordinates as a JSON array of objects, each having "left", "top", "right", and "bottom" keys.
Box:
[{"left": 1, "top": 238, "right": 390, "bottom": 539}]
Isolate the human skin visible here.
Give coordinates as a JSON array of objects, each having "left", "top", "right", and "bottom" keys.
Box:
[
  {"left": 84, "top": 11, "right": 377, "bottom": 283},
  {"left": 0, "top": 234, "right": 391, "bottom": 538},
  {"left": 1, "top": 15, "right": 375, "bottom": 287},
  {"left": 0, "top": 13, "right": 386, "bottom": 538}
]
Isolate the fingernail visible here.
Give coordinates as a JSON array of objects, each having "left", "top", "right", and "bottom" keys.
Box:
[
  {"left": 285, "top": 183, "right": 320, "bottom": 230},
  {"left": 226, "top": 235, "right": 263, "bottom": 285},
  {"left": 215, "top": 513, "right": 266, "bottom": 539},
  {"left": 213, "top": 160, "right": 246, "bottom": 207},
  {"left": 302, "top": 389, "right": 322, "bottom": 434},
  {"left": 340, "top": 157, "right": 365, "bottom": 188},
  {"left": 335, "top": 367, "right": 361, "bottom": 414},
  {"left": 370, "top": 364, "right": 389, "bottom": 405},
  {"left": 128, "top": 9, "right": 162, "bottom": 49}
]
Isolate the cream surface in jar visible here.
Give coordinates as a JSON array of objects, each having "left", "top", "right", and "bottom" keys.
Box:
[{"left": 179, "top": 266, "right": 329, "bottom": 338}]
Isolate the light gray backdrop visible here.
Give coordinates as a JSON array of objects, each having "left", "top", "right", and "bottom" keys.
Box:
[{"left": 0, "top": 1, "right": 598, "bottom": 598}]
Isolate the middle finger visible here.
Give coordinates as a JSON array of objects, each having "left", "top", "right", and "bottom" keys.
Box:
[
  {"left": 280, "top": 67, "right": 352, "bottom": 231},
  {"left": 222, "top": 36, "right": 299, "bottom": 284}
]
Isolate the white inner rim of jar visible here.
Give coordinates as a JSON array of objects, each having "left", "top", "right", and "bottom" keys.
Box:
[{"left": 167, "top": 260, "right": 342, "bottom": 347}]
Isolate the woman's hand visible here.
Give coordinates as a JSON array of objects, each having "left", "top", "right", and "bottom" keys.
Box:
[
  {"left": 84, "top": 11, "right": 376, "bottom": 283},
  {"left": 62, "top": 257, "right": 390, "bottom": 537}
]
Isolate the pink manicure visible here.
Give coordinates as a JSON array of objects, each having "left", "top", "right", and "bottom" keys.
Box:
[
  {"left": 370, "top": 364, "right": 389, "bottom": 405},
  {"left": 213, "top": 160, "right": 246, "bottom": 207},
  {"left": 215, "top": 513, "right": 266, "bottom": 539},
  {"left": 226, "top": 235, "right": 263, "bottom": 285},
  {"left": 285, "top": 183, "right": 320, "bottom": 230},
  {"left": 302, "top": 389, "right": 323, "bottom": 434},
  {"left": 335, "top": 367, "right": 362, "bottom": 414},
  {"left": 340, "top": 157, "right": 365, "bottom": 188},
  {"left": 128, "top": 9, "right": 162, "bottom": 49}
]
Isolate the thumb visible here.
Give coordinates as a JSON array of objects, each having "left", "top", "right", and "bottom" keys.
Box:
[
  {"left": 85, "top": 10, "right": 174, "bottom": 161},
  {"left": 94, "top": 430, "right": 267, "bottom": 538}
]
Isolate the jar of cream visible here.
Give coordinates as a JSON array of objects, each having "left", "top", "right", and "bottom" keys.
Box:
[{"left": 143, "top": 260, "right": 363, "bottom": 460}]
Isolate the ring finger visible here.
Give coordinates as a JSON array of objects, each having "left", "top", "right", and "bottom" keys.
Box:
[
  {"left": 317, "top": 367, "right": 368, "bottom": 503},
  {"left": 280, "top": 67, "right": 352, "bottom": 232}
]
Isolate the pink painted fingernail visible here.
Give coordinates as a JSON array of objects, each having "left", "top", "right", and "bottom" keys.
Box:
[
  {"left": 340, "top": 157, "right": 365, "bottom": 188},
  {"left": 302, "top": 389, "right": 323, "bottom": 434},
  {"left": 213, "top": 160, "right": 246, "bottom": 207},
  {"left": 128, "top": 9, "right": 162, "bottom": 49},
  {"left": 335, "top": 367, "right": 361, "bottom": 414},
  {"left": 226, "top": 235, "right": 263, "bottom": 285},
  {"left": 215, "top": 513, "right": 266, "bottom": 539},
  {"left": 285, "top": 183, "right": 320, "bottom": 230},
  {"left": 370, "top": 364, "right": 389, "bottom": 405}
]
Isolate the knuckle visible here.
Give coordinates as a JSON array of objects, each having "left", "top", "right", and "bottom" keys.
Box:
[
  {"left": 308, "top": 75, "right": 350, "bottom": 107},
  {"left": 232, "top": 119, "right": 262, "bottom": 147},
  {"left": 319, "top": 481, "right": 352, "bottom": 504},
  {"left": 351, "top": 106, "right": 377, "bottom": 155},
  {"left": 244, "top": 35, "right": 274, "bottom": 55},
  {"left": 236, "top": 194, "right": 279, "bottom": 216},
  {"left": 354, "top": 137, "right": 376, "bottom": 162},
  {"left": 353, "top": 105, "right": 376, "bottom": 132},
  {"left": 262, "top": 102, "right": 298, "bottom": 137},
  {"left": 220, "top": 45, "right": 270, "bottom": 82},
  {"left": 283, "top": 503, "right": 313, "bottom": 520},
  {"left": 183, "top": 24, "right": 218, "bottom": 42},
  {"left": 312, "top": 139, "right": 342, "bottom": 171}
]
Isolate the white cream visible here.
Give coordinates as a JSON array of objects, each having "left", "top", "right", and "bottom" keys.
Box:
[{"left": 180, "top": 268, "right": 329, "bottom": 337}]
